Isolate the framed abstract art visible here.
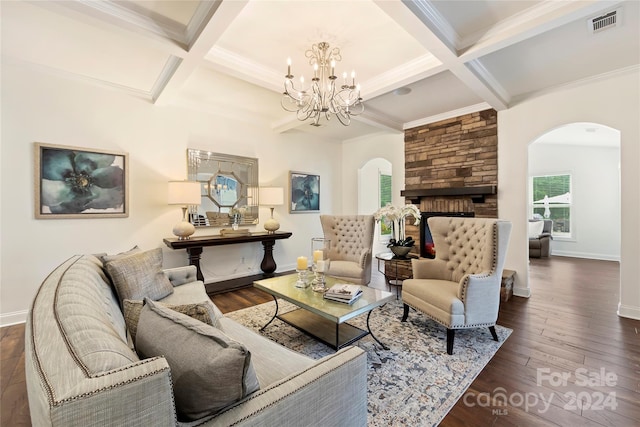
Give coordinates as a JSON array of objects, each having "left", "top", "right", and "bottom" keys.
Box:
[
  {"left": 34, "top": 143, "right": 129, "bottom": 219},
  {"left": 289, "top": 171, "right": 320, "bottom": 213}
]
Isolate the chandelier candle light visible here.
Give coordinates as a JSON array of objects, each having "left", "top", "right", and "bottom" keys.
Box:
[{"left": 282, "top": 42, "right": 364, "bottom": 126}]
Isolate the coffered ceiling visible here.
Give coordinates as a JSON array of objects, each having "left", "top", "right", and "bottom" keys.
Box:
[{"left": 2, "top": 1, "right": 638, "bottom": 141}]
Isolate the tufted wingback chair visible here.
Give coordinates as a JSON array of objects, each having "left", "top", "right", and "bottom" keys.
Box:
[
  {"left": 401, "top": 217, "right": 512, "bottom": 354},
  {"left": 320, "top": 215, "right": 375, "bottom": 285}
]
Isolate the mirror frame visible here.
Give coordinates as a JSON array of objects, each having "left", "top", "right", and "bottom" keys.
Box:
[{"left": 187, "top": 149, "right": 259, "bottom": 227}]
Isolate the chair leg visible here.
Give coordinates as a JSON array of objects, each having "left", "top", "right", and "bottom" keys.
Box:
[
  {"left": 489, "top": 326, "right": 499, "bottom": 341},
  {"left": 446, "top": 329, "right": 455, "bottom": 355},
  {"left": 401, "top": 304, "right": 409, "bottom": 322}
]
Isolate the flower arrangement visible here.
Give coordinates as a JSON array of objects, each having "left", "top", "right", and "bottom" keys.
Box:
[
  {"left": 373, "top": 203, "right": 421, "bottom": 247},
  {"left": 228, "top": 206, "right": 247, "bottom": 217}
]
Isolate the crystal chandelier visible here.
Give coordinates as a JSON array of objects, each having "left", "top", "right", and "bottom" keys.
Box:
[{"left": 281, "top": 42, "right": 364, "bottom": 126}]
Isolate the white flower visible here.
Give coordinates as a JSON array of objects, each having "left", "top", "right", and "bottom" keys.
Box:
[
  {"left": 374, "top": 203, "right": 421, "bottom": 226},
  {"left": 229, "top": 206, "right": 247, "bottom": 217},
  {"left": 400, "top": 204, "right": 421, "bottom": 225}
]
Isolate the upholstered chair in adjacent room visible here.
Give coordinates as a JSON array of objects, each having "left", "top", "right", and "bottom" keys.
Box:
[
  {"left": 528, "top": 219, "right": 553, "bottom": 258},
  {"left": 320, "top": 215, "right": 375, "bottom": 285},
  {"left": 401, "top": 217, "right": 512, "bottom": 355}
]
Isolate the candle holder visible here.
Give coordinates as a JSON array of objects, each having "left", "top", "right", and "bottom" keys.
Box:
[
  {"left": 295, "top": 269, "right": 310, "bottom": 288},
  {"left": 312, "top": 258, "right": 330, "bottom": 292}
]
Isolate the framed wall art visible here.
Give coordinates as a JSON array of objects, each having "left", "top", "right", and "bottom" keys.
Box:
[
  {"left": 34, "top": 142, "right": 129, "bottom": 219},
  {"left": 289, "top": 171, "right": 320, "bottom": 213}
]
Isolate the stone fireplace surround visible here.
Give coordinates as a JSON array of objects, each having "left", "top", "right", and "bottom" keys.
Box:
[{"left": 388, "top": 108, "right": 498, "bottom": 278}]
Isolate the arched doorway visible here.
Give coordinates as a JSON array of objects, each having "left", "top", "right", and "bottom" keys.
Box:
[
  {"left": 358, "top": 158, "right": 392, "bottom": 254},
  {"left": 527, "top": 122, "right": 621, "bottom": 268}
]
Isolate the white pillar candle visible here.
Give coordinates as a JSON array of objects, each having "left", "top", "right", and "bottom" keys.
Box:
[
  {"left": 313, "top": 250, "right": 323, "bottom": 263},
  {"left": 316, "top": 259, "right": 326, "bottom": 273},
  {"left": 297, "top": 256, "right": 308, "bottom": 270}
]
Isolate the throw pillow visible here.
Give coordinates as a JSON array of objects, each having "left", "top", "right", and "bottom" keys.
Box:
[
  {"left": 528, "top": 220, "right": 545, "bottom": 239},
  {"left": 104, "top": 248, "right": 173, "bottom": 306},
  {"left": 98, "top": 245, "right": 141, "bottom": 265},
  {"left": 136, "top": 299, "right": 260, "bottom": 421},
  {"left": 123, "top": 299, "right": 213, "bottom": 344}
]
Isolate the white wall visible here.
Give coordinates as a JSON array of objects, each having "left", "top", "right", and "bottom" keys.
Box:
[
  {"left": 0, "top": 62, "right": 343, "bottom": 325},
  {"left": 342, "top": 132, "right": 405, "bottom": 253},
  {"left": 499, "top": 69, "right": 640, "bottom": 320},
  {"left": 529, "top": 143, "right": 621, "bottom": 260},
  {"left": 341, "top": 132, "right": 405, "bottom": 214}
]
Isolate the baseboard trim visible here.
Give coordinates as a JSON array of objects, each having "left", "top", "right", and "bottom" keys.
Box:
[
  {"left": 551, "top": 251, "right": 620, "bottom": 262},
  {"left": 513, "top": 286, "right": 531, "bottom": 298},
  {"left": 1, "top": 310, "right": 28, "bottom": 327},
  {"left": 205, "top": 269, "right": 295, "bottom": 295},
  {"left": 617, "top": 303, "right": 640, "bottom": 320}
]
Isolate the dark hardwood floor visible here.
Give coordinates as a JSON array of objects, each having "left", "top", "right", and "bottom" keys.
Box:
[{"left": 2, "top": 257, "right": 638, "bottom": 426}]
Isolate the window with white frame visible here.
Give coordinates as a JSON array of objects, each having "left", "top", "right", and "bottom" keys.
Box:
[
  {"left": 379, "top": 173, "right": 392, "bottom": 236},
  {"left": 531, "top": 174, "right": 572, "bottom": 238}
]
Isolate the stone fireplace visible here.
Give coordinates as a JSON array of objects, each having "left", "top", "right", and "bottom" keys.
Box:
[{"left": 400, "top": 108, "right": 498, "bottom": 263}]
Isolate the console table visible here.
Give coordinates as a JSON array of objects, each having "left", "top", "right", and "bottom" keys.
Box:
[{"left": 163, "top": 231, "right": 293, "bottom": 283}]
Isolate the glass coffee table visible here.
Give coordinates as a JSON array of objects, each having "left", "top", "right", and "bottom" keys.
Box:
[{"left": 253, "top": 274, "right": 393, "bottom": 350}]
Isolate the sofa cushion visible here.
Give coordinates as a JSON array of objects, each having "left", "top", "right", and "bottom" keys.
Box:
[
  {"left": 123, "top": 299, "right": 213, "bottom": 344},
  {"left": 160, "top": 280, "right": 224, "bottom": 323},
  {"left": 136, "top": 299, "right": 260, "bottom": 421},
  {"left": 104, "top": 248, "right": 173, "bottom": 306},
  {"left": 216, "top": 317, "right": 314, "bottom": 387},
  {"left": 528, "top": 220, "right": 545, "bottom": 238}
]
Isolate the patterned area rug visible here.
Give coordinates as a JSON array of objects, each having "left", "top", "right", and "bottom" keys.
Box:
[{"left": 226, "top": 299, "right": 512, "bottom": 426}]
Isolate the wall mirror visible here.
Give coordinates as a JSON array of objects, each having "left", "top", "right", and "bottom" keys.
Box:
[{"left": 187, "top": 149, "right": 259, "bottom": 227}]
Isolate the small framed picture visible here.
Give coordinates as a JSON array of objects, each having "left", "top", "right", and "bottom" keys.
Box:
[
  {"left": 289, "top": 171, "right": 320, "bottom": 213},
  {"left": 34, "top": 142, "right": 129, "bottom": 219}
]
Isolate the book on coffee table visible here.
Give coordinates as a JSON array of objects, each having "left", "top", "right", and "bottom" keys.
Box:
[{"left": 323, "top": 284, "right": 363, "bottom": 304}]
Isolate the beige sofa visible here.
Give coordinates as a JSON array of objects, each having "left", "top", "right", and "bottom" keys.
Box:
[{"left": 25, "top": 254, "right": 367, "bottom": 426}]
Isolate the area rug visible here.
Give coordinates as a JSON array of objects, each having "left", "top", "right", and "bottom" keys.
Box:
[{"left": 226, "top": 299, "right": 512, "bottom": 426}]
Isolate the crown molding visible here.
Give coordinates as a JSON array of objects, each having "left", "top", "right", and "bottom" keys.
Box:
[
  {"left": 184, "top": 1, "right": 224, "bottom": 48},
  {"left": 205, "top": 46, "right": 283, "bottom": 93},
  {"left": 459, "top": 0, "right": 621, "bottom": 60},
  {"left": 466, "top": 59, "right": 511, "bottom": 105},
  {"left": 76, "top": 0, "right": 187, "bottom": 44},
  {"left": 403, "top": 0, "right": 460, "bottom": 51},
  {"left": 511, "top": 64, "right": 640, "bottom": 105},
  {"left": 151, "top": 56, "right": 183, "bottom": 102},
  {"left": 4, "top": 56, "right": 152, "bottom": 100},
  {"left": 403, "top": 102, "right": 492, "bottom": 130},
  {"left": 363, "top": 54, "right": 445, "bottom": 99}
]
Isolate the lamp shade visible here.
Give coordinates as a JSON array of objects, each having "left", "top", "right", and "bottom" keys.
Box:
[
  {"left": 168, "top": 181, "right": 201, "bottom": 205},
  {"left": 259, "top": 187, "right": 284, "bottom": 206}
]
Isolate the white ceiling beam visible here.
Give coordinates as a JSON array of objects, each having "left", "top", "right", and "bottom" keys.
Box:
[
  {"left": 154, "top": 1, "right": 249, "bottom": 105},
  {"left": 29, "top": 0, "right": 188, "bottom": 57},
  {"left": 375, "top": 0, "right": 509, "bottom": 111},
  {"left": 271, "top": 115, "right": 307, "bottom": 134},
  {"left": 458, "top": 0, "right": 623, "bottom": 61},
  {"left": 204, "top": 46, "right": 284, "bottom": 93},
  {"left": 362, "top": 53, "right": 446, "bottom": 99}
]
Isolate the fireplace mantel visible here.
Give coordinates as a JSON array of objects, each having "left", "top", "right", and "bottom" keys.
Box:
[{"left": 401, "top": 185, "right": 497, "bottom": 204}]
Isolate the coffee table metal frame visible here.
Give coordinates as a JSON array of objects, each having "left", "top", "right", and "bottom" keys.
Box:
[{"left": 254, "top": 274, "right": 393, "bottom": 350}]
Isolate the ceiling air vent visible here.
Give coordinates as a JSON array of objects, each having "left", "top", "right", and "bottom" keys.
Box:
[{"left": 588, "top": 8, "right": 621, "bottom": 34}]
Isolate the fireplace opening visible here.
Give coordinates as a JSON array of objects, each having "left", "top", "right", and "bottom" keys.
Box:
[{"left": 420, "top": 212, "right": 475, "bottom": 258}]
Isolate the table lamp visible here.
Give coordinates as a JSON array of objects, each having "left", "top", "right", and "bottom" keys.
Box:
[
  {"left": 259, "top": 187, "right": 284, "bottom": 233},
  {"left": 168, "top": 180, "right": 201, "bottom": 240}
]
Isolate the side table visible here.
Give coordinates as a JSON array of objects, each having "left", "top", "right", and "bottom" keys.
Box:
[
  {"left": 375, "top": 252, "right": 416, "bottom": 299},
  {"left": 163, "top": 231, "right": 292, "bottom": 282}
]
